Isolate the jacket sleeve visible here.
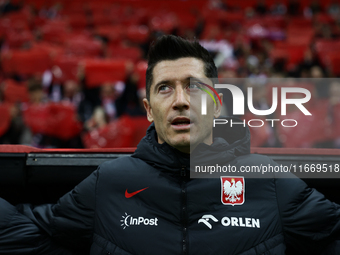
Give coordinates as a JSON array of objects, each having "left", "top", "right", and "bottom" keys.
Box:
[
  {"left": 0, "top": 197, "right": 74, "bottom": 254},
  {"left": 275, "top": 175, "right": 340, "bottom": 254},
  {"left": 12, "top": 168, "right": 99, "bottom": 253}
]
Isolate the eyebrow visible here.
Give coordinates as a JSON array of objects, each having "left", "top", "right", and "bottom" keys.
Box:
[{"left": 154, "top": 77, "right": 198, "bottom": 90}]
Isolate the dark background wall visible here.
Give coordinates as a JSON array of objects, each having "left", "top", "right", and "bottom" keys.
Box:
[{"left": 1, "top": 146, "right": 340, "bottom": 205}]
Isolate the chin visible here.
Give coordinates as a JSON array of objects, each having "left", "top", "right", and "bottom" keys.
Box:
[{"left": 168, "top": 137, "right": 191, "bottom": 151}]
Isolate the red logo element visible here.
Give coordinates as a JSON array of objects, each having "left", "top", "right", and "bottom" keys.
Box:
[
  {"left": 125, "top": 187, "right": 149, "bottom": 198},
  {"left": 221, "top": 177, "right": 245, "bottom": 206}
]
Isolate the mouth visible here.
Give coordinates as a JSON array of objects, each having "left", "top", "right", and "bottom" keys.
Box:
[{"left": 171, "top": 117, "right": 192, "bottom": 130}]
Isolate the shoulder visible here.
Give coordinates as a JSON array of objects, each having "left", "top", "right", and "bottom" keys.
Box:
[
  {"left": 0, "top": 198, "right": 17, "bottom": 227},
  {"left": 234, "top": 153, "right": 276, "bottom": 165},
  {"left": 96, "top": 156, "right": 153, "bottom": 178}
]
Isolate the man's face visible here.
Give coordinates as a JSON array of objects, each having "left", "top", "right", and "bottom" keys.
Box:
[{"left": 143, "top": 57, "right": 222, "bottom": 154}]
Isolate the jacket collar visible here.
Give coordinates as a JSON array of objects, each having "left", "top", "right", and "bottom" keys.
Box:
[{"left": 132, "top": 117, "right": 251, "bottom": 172}]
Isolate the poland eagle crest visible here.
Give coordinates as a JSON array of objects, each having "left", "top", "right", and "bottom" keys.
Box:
[{"left": 221, "top": 176, "right": 245, "bottom": 205}]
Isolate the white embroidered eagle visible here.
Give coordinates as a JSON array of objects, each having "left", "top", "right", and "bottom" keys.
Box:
[{"left": 223, "top": 178, "right": 243, "bottom": 203}]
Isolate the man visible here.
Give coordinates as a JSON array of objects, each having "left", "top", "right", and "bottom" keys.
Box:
[{"left": 1, "top": 35, "right": 340, "bottom": 254}]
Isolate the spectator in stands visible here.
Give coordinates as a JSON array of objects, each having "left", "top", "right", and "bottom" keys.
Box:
[
  {"left": 0, "top": 0, "right": 339, "bottom": 149},
  {"left": 39, "top": 3, "right": 61, "bottom": 19},
  {"left": 0, "top": 0, "right": 21, "bottom": 15},
  {"left": 0, "top": 102, "right": 23, "bottom": 145},
  {"left": 328, "top": 0, "right": 340, "bottom": 18},
  {"left": 305, "top": 0, "right": 323, "bottom": 16},
  {"left": 61, "top": 80, "right": 83, "bottom": 108},
  {"left": 270, "top": 0, "right": 287, "bottom": 16},
  {"left": 296, "top": 49, "right": 323, "bottom": 77},
  {"left": 2, "top": 34, "right": 340, "bottom": 255},
  {"left": 208, "top": 0, "right": 227, "bottom": 10},
  {"left": 84, "top": 106, "right": 107, "bottom": 132},
  {"left": 287, "top": 0, "right": 301, "bottom": 16},
  {"left": 311, "top": 66, "right": 330, "bottom": 99},
  {"left": 27, "top": 79, "right": 46, "bottom": 105},
  {"left": 98, "top": 82, "right": 122, "bottom": 122},
  {"left": 254, "top": 0, "right": 267, "bottom": 15},
  {"left": 82, "top": 80, "right": 144, "bottom": 132}
]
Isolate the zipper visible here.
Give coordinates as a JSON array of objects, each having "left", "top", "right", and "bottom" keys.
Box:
[
  {"left": 181, "top": 165, "right": 186, "bottom": 177},
  {"left": 180, "top": 165, "right": 188, "bottom": 255}
]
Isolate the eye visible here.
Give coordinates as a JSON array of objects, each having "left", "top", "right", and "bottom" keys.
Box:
[
  {"left": 188, "top": 81, "right": 201, "bottom": 90},
  {"left": 159, "top": 85, "right": 171, "bottom": 92}
]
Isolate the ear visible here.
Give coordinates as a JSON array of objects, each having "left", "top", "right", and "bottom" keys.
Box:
[
  {"left": 143, "top": 98, "right": 154, "bottom": 123},
  {"left": 214, "top": 92, "right": 223, "bottom": 118}
]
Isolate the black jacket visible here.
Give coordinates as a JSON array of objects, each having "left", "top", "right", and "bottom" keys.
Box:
[{"left": 1, "top": 122, "right": 340, "bottom": 254}]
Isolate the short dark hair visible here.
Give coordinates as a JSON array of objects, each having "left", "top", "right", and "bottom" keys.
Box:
[{"left": 146, "top": 35, "right": 217, "bottom": 101}]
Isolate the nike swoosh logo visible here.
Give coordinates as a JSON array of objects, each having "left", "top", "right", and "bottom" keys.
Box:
[{"left": 125, "top": 187, "right": 149, "bottom": 198}]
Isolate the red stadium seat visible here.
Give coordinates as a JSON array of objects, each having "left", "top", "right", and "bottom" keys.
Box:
[
  {"left": 314, "top": 39, "right": 340, "bottom": 66},
  {"left": 287, "top": 18, "right": 312, "bottom": 29},
  {"left": 226, "top": 0, "right": 257, "bottom": 10},
  {"left": 149, "top": 13, "right": 178, "bottom": 34},
  {"left": 202, "top": 10, "right": 244, "bottom": 26},
  {"left": 4, "top": 9, "right": 31, "bottom": 29},
  {"left": 176, "top": 12, "right": 197, "bottom": 30},
  {"left": 315, "top": 13, "right": 334, "bottom": 24},
  {"left": 130, "top": 116, "right": 150, "bottom": 147},
  {"left": 52, "top": 56, "right": 82, "bottom": 83},
  {"left": 95, "top": 25, "right": 125, "bottom": 42},
  {"left": 286, "top": 28, "right": 314, "bottom": 46},
  {"left": 88, "top": 2, "right": 107, "bottom": 15},
  {"left": 33, "top": 42, "right": 65, "bottom": 59},
  {"left": 46, "top": 103, "right": 82, "bottom": 140},
  {"left": 41, "top": 21, "right": 70, "bottom": 45},
  {"left": 84, "top": 59, "right": 128, "bottom": 88},
  {"left": 126, "top": 26, "right": 150, "bottom": 44},
  {"left": 277, "top": 100, "right": 331, "bottom": 148},
  {"left": 3, "top": 79, "right": 29, "bottom": 104},
  {"left": 244, "top": 16, "right": 285, "bottom": 30},
  {"left": 108, "top": 44, "right": 142, "bottom": 63},
  {"left": 200, "top": 23, "right": 223, "bottom": 41},
  {"left": 325, "top": 52, "right": 340, "bottom": 75},
  {"left": 134, "top": 61, "right": 147, "bottom": 90},
  {"left": 60, "top": 2, "right": 87, "bottom": 16},
  {"left": 24, "top": 0, "right": 45, "bottom": 9},
  {"left": 1, "top": 48, "right": 51, "bottom": 75},
  {"left": 91, "top": 13, "right": 112, "bottom": 26},
  {"left": 65, "top": 37, "right": 102, "bottom": 57},
  {"left": 0, "top": 103, "right": 11, "bottom": 137},
  {"left": 67, "top": 14, "right": 88, "bottom": 30},
  {"left": 82, "top": 115, "right": 135, "bottom": 148},
  {"left": 23, "top": 102, "right": 82, "bottom": 140},
  {"left": 270, "top": 42, "right": 307, "bottom": 70},
  {"left": 23, "top": 103, "right": 50, "bottom": 135},
  {"left": 5, "top": 30, "right": 34, "bottom": 48}
]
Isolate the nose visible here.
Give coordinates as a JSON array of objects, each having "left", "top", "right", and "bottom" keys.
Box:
[{"left": 172, "top": 84, "right": 189, "bottom": 111}]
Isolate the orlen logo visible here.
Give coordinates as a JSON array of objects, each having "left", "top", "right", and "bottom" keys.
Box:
[
  {"left": 198, "top": 215, "right": 218, "bottom": 229},
  {"left": 120, "top": 212, "right": 159, "bottom": 230},
  {"left": 198, "top": 214, "right": 260, "bottom": 230}
]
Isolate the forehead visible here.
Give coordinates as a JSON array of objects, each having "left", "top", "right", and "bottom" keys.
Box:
[{"left": 152, "top": 58, "right": 206, "bottom": 86}]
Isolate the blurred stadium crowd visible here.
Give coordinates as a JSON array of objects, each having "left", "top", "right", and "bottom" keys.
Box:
[{"left": 0, "top": 0, "right": 340, "bottom": 149}]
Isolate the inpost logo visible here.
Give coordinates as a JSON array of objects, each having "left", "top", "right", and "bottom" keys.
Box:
[
  {"left": 120, "top": 212, "right": 159, "bottom": 230},
  {"left": 200, "top": 83, "right": 311, "bottom": 128}
]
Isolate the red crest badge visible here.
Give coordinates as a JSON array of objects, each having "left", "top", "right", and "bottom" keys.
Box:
[{"left": 221, "top": 176, "right": 245, "bottom": 206}]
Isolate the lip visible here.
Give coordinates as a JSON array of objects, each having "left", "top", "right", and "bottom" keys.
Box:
[{"left": 170, "top": 117, "right": 192, "bottom": 131}]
